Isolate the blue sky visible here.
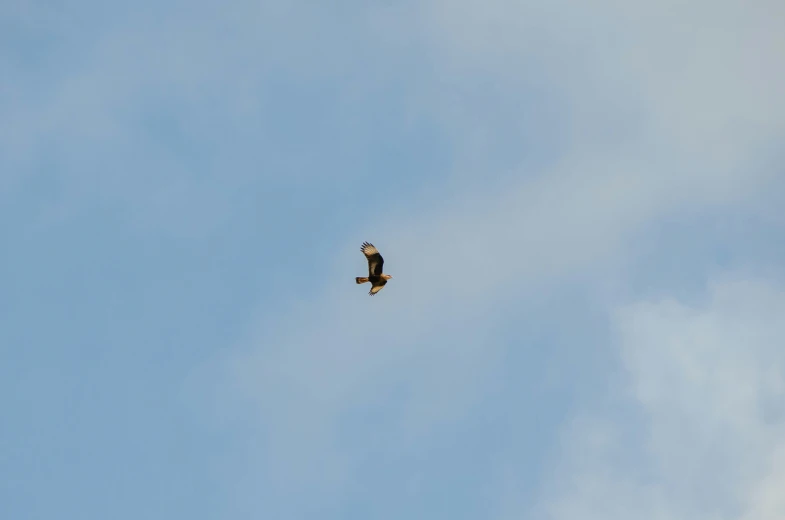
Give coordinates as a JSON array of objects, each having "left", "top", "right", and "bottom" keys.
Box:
[{"left": 2, "top": 0, "right": 785, "bottom": 519}]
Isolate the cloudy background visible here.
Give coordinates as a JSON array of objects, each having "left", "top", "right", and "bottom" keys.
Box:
[{"left": 2, "top": 0, "right": 785, "bottom": 518}]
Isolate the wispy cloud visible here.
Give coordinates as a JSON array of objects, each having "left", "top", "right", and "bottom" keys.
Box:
[
  {"left": 533, "top": 276, "right": 785, "bottom": 520},
  {"left": 1, "top": 0, "right": 435, "bottom": 237}
]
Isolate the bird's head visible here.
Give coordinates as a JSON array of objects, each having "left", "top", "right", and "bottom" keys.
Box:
[{"left": 382, "top": 274, "right": 393, "bottom": 280}]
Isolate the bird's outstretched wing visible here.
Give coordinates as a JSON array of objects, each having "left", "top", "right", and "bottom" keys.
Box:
[{"left": 361, "top": 242, "right": 384, "bottom": 276}]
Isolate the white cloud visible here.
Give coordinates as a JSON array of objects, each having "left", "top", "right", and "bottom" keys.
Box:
[{"left": 534, "top": 277, "right": 785, "bottom": 520}]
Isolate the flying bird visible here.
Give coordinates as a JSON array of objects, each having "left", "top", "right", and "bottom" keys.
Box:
[{"left": 356, "top": 241, "right": 393, "bottom": 295}]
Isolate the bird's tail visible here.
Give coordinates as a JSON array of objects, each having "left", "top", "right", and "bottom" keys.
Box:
[{"left": 356, "top": 277, "right": 369, "bottom": 284}]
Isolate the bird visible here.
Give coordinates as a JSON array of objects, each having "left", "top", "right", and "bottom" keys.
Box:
[{"left": 356, "top": 241, "right": 393, "bottom": 295}]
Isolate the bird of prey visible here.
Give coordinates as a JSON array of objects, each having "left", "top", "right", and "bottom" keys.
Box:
[{"left": 356, "top": 242, "right": 393, "bottom": 295}]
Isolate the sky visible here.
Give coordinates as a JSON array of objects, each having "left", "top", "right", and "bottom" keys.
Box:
[{"left": 2, "top": 0, "right": 785, "bottom": 518}]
